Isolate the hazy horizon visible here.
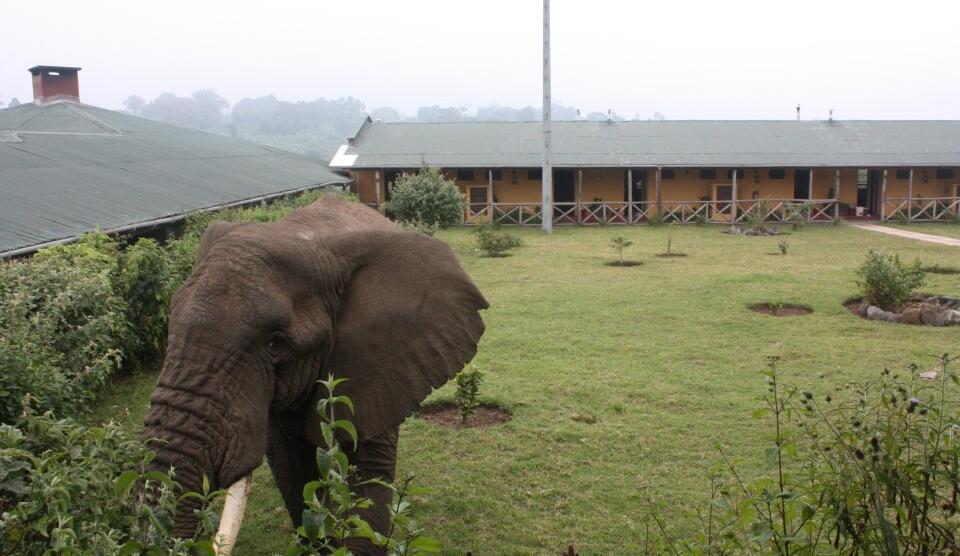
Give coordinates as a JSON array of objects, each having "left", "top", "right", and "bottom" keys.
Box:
[{"left": 3, "top": 0, "right": 959, "bottom": 120}]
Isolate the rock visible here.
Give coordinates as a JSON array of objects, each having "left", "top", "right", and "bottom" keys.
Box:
[
  {"left": 921, "top": 309, "right": 947, "bottom": 327},
  {"left": 945, "top": 309, "right": 960, "bottom": 325},
  {"left": 919, "top": 369, "right": 940, "bottom": 380},
  {"left": 899, "top": 308, "right": 924, "bottom": 325},
  {"left": 866, "top": 306, "right": 885, "bottom": 320},
  {"left": 882, "top": 311, "right": 901, "bottom": 323}
]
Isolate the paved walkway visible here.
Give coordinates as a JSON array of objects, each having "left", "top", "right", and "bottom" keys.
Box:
[{"left": 847, "top": 222, "right": 960, "bottom": 246}]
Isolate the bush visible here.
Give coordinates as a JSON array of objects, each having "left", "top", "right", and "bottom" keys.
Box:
[
  {"left": 856, "top": 249, "right": 925, "bottom": 310},
  {"left": 399, "top": 218, "right": 439, "bottom": 237},
  {"left": 454, "top": 365, "right": 484, "bottom": 424},
  {"left": 0, "top": 412, "right": 219, "bottom": 554},
  {"left": 385, "top": 165, "right": 465, "bottom": 228},
  {"left": 0, "top": 233, "right": 128, "bottom": 423},
  {"left": 475, "top": 226, "right": 523, "bottom": 257},
  {"left": 785, "top": 201, "right": 812, "bottom": 229},
  {"left": 609, "top": 236, "right": 634, "bottom": 264},
  {"left": 119, "top": 239, "right": 178, "bottom": 364},
  {"left": 645, "top": 354, "right": 960, "bottom": 554}
]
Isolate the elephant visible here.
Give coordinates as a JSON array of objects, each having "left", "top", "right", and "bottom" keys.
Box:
[{"left": 141, "top": 194, "right": 488, "bottom": 551}]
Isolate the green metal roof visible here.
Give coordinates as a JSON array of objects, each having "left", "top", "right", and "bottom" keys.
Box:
[
  {"left": 0, "top": 101, "right": 348, "bottom": 255},
  {"left": 331, "top": 118, "right": 960, "bottom": 169}
]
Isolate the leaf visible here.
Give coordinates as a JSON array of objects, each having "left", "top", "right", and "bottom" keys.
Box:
[
  {"left": 316, "top": 449, "right": 331, "bottom": 479},
  {"left": 302, "top": 509, "right": 322, "bottom": 541},
  {"left": 333, "top": 419, "right": 358, "bottom": 446},
  {"left": 118, "top": 541, "right": 143, "bottom": 555},
  {"left": 408, "top": 536, "right": 444, "bottom": 553},
  {"left": 114, "top": 470, "right": 138, "bottom": 497}
]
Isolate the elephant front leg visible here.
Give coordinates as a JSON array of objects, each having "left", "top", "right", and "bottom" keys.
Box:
[
  {"left": 266, "top": 412, "right": 319, "bottom": 526},
  {"left": 346, "top": 425, "right": 400, "bottom": 554}
]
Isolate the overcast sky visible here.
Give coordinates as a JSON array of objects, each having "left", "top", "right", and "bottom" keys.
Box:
[{"left": 2, "top": 0, "right": 958, "bottom": 119}]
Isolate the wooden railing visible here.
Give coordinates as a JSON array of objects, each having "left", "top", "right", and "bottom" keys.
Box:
[
  {"left": 459, "top": 199, "right": 839, "bottom": 225},
  {"left": 883, "top": 197, "right": 960, "bottom": 222}
]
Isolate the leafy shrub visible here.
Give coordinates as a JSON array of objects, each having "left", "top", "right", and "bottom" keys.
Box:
[
  {"left": 785, "top": 201, "right": 812, "bottom": 229},
  {"left": 454, "top": 365, "right": 485, "bottom": 424},
  {"left": 856, "top": 249, "right": 925, "bottom": 310},
  {"left": 647, "top": 212, "right": 664, "bottom": 227},
  {"left": 645, "top": 354, "right": 960, "bottom": 554},
  {"left": 778, "top": 239, "right": 789, "bottom": 255},
  {"left": 399, "top": 218, "right": 439, "bottom": 237},
  {"left": 0, "top": 411, "right": 220, "bottom": 554},
  {"left": 475, "top": 226, "right": 523, "bottom": 257},
  {"left": 0, "top": 233, "right": 128, "bottom": 423},
  {"left": 119, "top": 238, "right": 178, "bottom": 364},
  {"left": 386, "top": 165, "right": 465, "bottom": 228},
  {"left": 287, "top": 375, "right": 440, "bottom": 555},
  {"left": 609, "top": 236, "right": 634, "bottom": 264},
  {"left": 746, "top": 198, "right": 771, "bottom": 233}
]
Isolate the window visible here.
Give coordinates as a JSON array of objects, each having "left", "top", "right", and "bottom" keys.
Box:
[
  {"left": 769, "top": 169, "right": 786, "bottom": 180},
  {"left": 456, "top": 169, "right": 475, "bottom": 181},
  {"left": 699, "top": 169, "right": 717, "bottom": 180},
  {"left": 896, "top": 168, "right": 911, "bottom": 180},
  {"left": 527, "top": 168, "right": 543, "bottom": 180},
  {"left": 726, "top": 169, "right": 746, "bottom": 180},
  {"left": 936, "top": 168, "right": 955, "bottom": 180},
  {"left": 661, "top": 169, "right": 675, "bottom": 179},
  {"left": 491, "top": 170, "right": 502, "bottom": 181}
]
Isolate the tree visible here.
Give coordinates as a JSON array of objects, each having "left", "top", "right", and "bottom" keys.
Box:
[
  {"left": 386, "top": 165, "right": 465, "bottom": 228},
  {"left": 370, "top": 106, "right": 402, "bottom": 122},
  {"left": 609, "top": 236, "right": 634, "bottom": 265},
  {"left": 9, "top": 98, "right": 20, "bottom": 107},
  {"left": 123, "top": 95, "right": 146, "bottom": 115}
]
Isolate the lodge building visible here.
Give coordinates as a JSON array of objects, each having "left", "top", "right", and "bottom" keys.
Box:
[{"left": 331, "top": 118, "right": 960, "bottom": 225}]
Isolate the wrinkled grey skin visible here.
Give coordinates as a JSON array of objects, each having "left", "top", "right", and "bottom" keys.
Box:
[{"left": 142, "top": 195, "right": 487, "bottom": 550}]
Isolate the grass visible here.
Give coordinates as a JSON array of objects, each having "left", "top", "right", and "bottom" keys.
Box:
[
  {"left": 884, "top": 221, "right": 960, "bottom": 239},
  {"left": 88, "top": 224, "right": 960, "bottom": 554}
]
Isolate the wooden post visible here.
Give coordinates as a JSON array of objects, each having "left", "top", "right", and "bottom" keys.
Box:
[
  {"left": 907, "top": 168, "right": 914, "bottom": 223},
  {"left": 375, "top": 170, "right": 382, "bottom": 207},
  {"left": 541, "top": 0, "right": 553, "bottom": 234},
  {"left": 834, "top": 169, "right": 840, "bottom": 220},
  {"left": 487, "top": 170, "right": 494, "bottom": 223},
  {"left": 731, "top": 169, "right": 738, "bottom": 224},
  {"left": 656, "top": 167, "right": 663, "bottom": 218},
  {"left": 627, "top": 169, "right": 633, "bottom": 224},
  {"left": 880, "top": 169, "right": 888, "bottom": 220},
  {"left": 808, "top": 169, "right": 814, "bottom": 201},
  {"left": 576, "top": 169, "right": 583, "bottom": 225}
]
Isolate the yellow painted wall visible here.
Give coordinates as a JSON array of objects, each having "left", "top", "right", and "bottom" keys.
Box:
[{"left": 354, "top": 167, "right": 960, "bottom": 210}]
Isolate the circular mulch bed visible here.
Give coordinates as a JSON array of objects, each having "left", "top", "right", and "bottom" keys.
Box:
[
  {"left": 844, "top": 295, "right": 960, "bottom": 326},
  {"left": 922, "top": 264, "right": 960, "bottom": 275},
  {"left": 655, "top": 253, "right": 688, "bottom": 258},
  {"left": 417, "top": 402, "right": 512, "bottom": 429},
  {"left": 749, "top": 302, "right": 813, "bottom": 317},
  {"left": 604, "top": 260, "right": 644, "bottom": 267}
]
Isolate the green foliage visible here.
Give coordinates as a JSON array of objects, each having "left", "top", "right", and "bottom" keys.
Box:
[
  {"left": 0, "top": 233, "right": 127, "bottom": 423},
  {"left": 665, "top": 222, "right": 679, "bottom": 255},
  {"left": 287, "top": 376, "right": 440, "bottom": 555},
  {"left": 399, "top": 219, "right": 439, "bottom": 237},
  {"left": 609, "top": 236, "right": 634, "bottom": 265},
  {"left": 0, "top": 411, "right": 220, "bottom": 554},
  {"left": 118, "top": 239, "right": 179, "bottom": 364},
  {"left": 746, "top": 198, "right": 771, "bottom": 233},
  {"left": 475, "top": 226, "right": 523, "bottom": 257},
  {"left": 645, "top": 354, "right": 960, "bottom": 555},
  {"left": 647, "top": 212, "right": 665, "bottom": 227},
  {"left": 786, "top": 201, "right": 813, "bottom": 229},
  {"left": 856, "top": 249, "right": 926, "bottom": 310},
  {"left": 454, "top": 365, "right": 485, "bottom": 424},
  {"left": 778, "top": 239, "right": 789, "bottom": 255},
  {"left": 386, "top": 166, "right": 465, "bottom": 229}
]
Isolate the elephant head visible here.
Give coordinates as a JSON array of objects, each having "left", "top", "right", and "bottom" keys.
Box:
[{"left": 142, "top": 195, "right": 487, "bottom": 541}]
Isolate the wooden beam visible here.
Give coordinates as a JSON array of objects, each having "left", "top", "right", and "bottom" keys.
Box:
[
  {"left": 487, "top": 169, "right": 494, "bottom": 224},
  {"left": 731, "top": 169, "right": 738, "bottom": 225},
  {"left": 627, "top": 169, "right": 633, "bottom": 224},
  {"left": 808, "top": 168, "right": 814, "bottom": 201},
  {"left": 880, "top": 169, "right": 888, "bottom": 220},
  {"left": 656, "top": 167, "right": 663, "bottom": 218},
  {"left": 907, "top": 168, "right": 914, "bottom": 223},
  {"left": 375, "top": 170, "right": 381, "bottom": 207},
  {"left": 834, "top": 169, "right": 840, "bottom": 220},
  {"left": 577, "top": 169, "right": 583, "bottom": 225}
]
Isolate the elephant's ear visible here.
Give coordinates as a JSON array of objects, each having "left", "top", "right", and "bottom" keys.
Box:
[
  {"left": 197, "top": 221, "right": 242, "bottom": 263},
  {"left": 306, "top": 230, "right": 488, "bottom": 443}
]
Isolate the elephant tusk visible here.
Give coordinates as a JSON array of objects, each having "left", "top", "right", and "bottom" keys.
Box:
[{"left": 214, "top": 475, "right": 252, "bottom": 555}]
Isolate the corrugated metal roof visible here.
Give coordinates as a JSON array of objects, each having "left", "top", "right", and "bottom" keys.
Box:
[
  {"left": 0, "top": 101, "right": 348, "bottom": 254},
  {"left": 333, "top": 119, "right": 960, "bottom": 169}
]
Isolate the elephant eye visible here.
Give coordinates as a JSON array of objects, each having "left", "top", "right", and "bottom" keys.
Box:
[{"left": 267, "top": 334, "right": 288, "bottom": 358}]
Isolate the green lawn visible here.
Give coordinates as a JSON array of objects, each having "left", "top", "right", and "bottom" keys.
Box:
[
  {"left": 90, "top": 224, "right": 960, "bottom": 554},
  {"left": 883, "top": 221, "right": 960, "bottom": 239}
]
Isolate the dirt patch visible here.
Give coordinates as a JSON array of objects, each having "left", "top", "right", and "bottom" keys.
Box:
[
  {"left": 844, "top": 298, "right": 865, "bottom": 315},
  {"left": 604, "top": 260, "right": 644, "bottom": 267},
  {"left": 749, "top": 302, "right": 813, "bottom": 317},
  {"left": 655, "top": 253, "right": 688, "bottom": 258},
  {"left": 922, "top": 265, "right": 960, "bottom": 275},
  {"left": 417, "top": 402, "right": 512, "bottom": 429}
]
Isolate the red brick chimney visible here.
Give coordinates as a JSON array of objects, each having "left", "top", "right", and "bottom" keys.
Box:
[{"left": 29, "top": 66, "right": 81, "bottom": 104}]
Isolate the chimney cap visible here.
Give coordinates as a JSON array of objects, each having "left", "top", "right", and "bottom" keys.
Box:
[{"left": 28, "top": 65, "right": 82, "bottom": 75}]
